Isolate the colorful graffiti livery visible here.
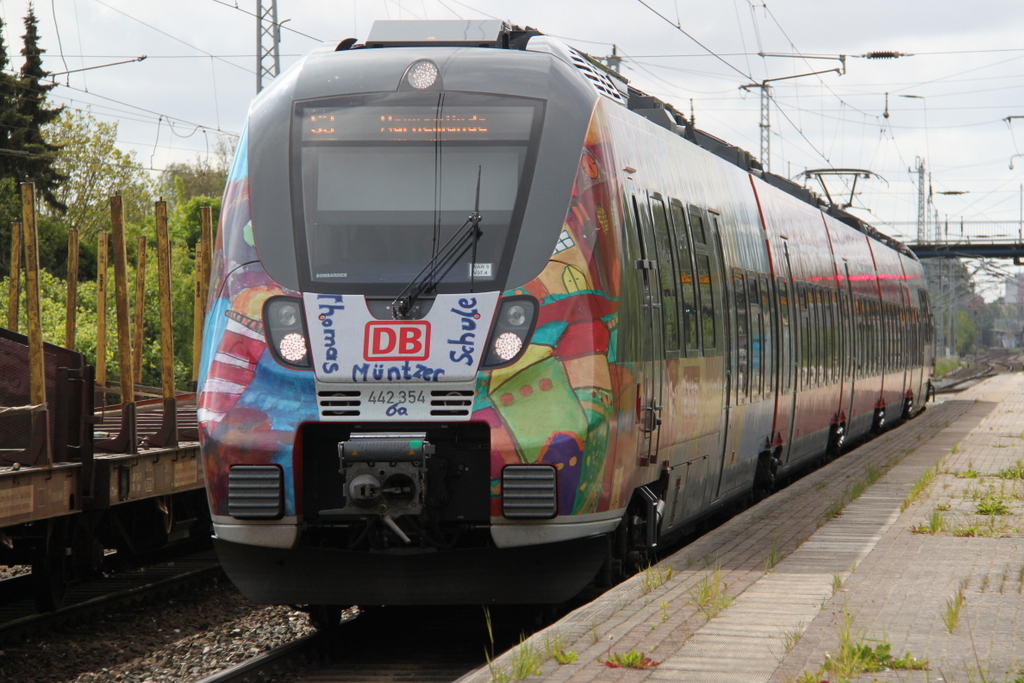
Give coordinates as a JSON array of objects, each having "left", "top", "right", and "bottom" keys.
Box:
[{"left": 199, "top": 21, "right": 932, "bottom": 611}]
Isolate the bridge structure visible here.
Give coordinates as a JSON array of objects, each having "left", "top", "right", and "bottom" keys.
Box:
[{"left": 887, "top": 221, "right": 1024, "bottom": 262}]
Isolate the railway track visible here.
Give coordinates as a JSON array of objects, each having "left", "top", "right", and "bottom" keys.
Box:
[
  {"left": 197, "top": 605, "right": 552, "bottom": 683},
  {"left": 933, "top": 351, "right": 1022, "bottom": 394},
  {"left": 0, "top": 545, "right": 220, "bottom": 641},
  {"left": 186, "top": 380, "right": 986, "bottom": 683}
]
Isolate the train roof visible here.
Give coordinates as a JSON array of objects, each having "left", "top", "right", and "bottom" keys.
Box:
[{"left": 312, "top": 19, "right": 915, "bottom": 260}]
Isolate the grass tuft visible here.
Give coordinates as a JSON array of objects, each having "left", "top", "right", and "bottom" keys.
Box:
[
  {"left": 912, "top": 509, "right": 947, "bottom": 535},
  {"left": 819, "top": 601, "right": 929, "bottom": 680},
  {"left": 543, "top": 632, "right": 578, "bottom": 665},
  {"left": 901, "top": 465, "right": 938, "bottom": 512},
  {"left": 942, "top": 581, "right": 967, "bottom": 633},
  {"left": 603, "top": 648, "right": 660, "bottom": 669},
  {"left": 782, "top": 623, "right": 805, "bottom": 654},
  {"left": 763, "top": 534, "right": 783, "bottom": 572},
  {"left": 687, "top": 563, "right": 733, "bottom": 620},
  {"left": 976, "top": 497, "right": 1010, "bottom": 515},
  {"left": 640, "top": 562, "right": 674, "bottom": 594}
]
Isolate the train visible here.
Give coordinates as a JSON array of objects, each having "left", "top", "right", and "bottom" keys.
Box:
[{"left": 197, "top": 19, "right": 933, "bottom": 620}]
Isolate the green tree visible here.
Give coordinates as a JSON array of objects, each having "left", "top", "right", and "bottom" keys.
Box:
[
  {"left": 43, "top": 108, "right": 152, "bottom": 242},
  {"left": 156, "top": 136, "right": 234, "bottom": 210},
  {"left": 955, "top": 309, "right": 978, "bottom": 356},
  {"left": 170, "top": 194, "right": 221, "bottom": 248},
  {"left": 15, "top": 6, "right": 66, "bottom": 212},
  {"left": 0, "top": 14, "right": 30, "bottom": 277}
]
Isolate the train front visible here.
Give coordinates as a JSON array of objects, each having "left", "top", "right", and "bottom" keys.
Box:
[{"left": 198, "top": 21, "right": 629, "bottom": 606}]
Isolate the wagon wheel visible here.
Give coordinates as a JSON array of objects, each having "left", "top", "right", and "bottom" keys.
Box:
[
  {"left": 308, "top": 604, "right": 346, "bottom": 632},
  {"left": 871, "top": 408, "right": 886, "bottom": 435},
  {"left": 901, "top": 396, "right": 914, "bottom": 421},
  {"left": 32, "top": 517, "right": 70, "bottom": 612},
  {"left": 752, "top": 451, "right": 776, "bottom": 502},
  {"left": 825, "top": 423, "right": 846, "bottom": 462}
]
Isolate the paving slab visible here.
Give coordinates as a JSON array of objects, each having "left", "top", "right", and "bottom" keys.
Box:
[{"left": 457, "top": 372, "right": 1024, "bottom": 683}]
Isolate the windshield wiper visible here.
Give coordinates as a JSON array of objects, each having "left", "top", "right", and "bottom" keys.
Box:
[{"left": 392, "top": 167, "right": 483, "bottom": 320}]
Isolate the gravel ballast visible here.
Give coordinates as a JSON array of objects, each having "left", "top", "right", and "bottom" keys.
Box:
[{"left": 0, "top": 576, "right": 315, "bottom": 683}]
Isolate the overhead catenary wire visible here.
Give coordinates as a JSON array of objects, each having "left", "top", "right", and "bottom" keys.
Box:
[
  {"left": 208, "top": 0, "right": 322, "bottom": 42},
  {"left": 90, "top": 0, "right": 256, "bottom": 75}
]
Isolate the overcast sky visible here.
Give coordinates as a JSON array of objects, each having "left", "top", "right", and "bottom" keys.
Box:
[{"left": 2, "top": 0, "right": 1023, "bottom": 297}]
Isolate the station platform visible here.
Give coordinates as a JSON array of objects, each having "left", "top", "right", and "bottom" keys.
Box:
[{"left": 461, "top": 373, "right": 1024, "bottom": 683}]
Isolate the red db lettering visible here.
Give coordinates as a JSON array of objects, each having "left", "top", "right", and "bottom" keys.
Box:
[{"left": 364, "top": 322, "right": 430, "bottom": 361}]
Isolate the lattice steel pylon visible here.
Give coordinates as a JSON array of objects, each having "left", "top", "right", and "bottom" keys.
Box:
[
  {"left": 740, "top": 83, "right": 771, "bottom": 172},
  {"left": 257, "top": 0, "right": 281, "bottom": 94},
  {"left": 916, "top": 157, "right": 927, "bottom": 243},
  {"left": 758, "top": 84, "right": 771, "bottom": 173}
]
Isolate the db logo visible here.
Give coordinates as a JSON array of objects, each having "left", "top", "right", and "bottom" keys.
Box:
[{"left": 364, "top": 322, "right": 431, "bottom": 361}]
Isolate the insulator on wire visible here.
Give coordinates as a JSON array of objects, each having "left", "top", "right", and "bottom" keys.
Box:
[{"left": 862, "top": 51, "right": 910, "bottom": 60}]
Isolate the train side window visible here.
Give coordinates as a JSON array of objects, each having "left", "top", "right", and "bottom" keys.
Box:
[
  {"left": 733, "top": 268, "right": 748, "bottom": 403},
  {"left": 851, "top": 297, "right": 860, "bottom": 379},
  {"left": 868, "top": 300, "right": 876, "bottom": 375},
  {"left": 778, "top": 278, "right": 791, "bottom": 392},
  {"left": 913, "top": 308, "right": 921, "bottom": 364},
  {"left": 864, "top": 298, "right": 872, "bottom": 378},
  {"left": 880, "top": 302, "right": 887, "bottom": 373},
  {"left": 797, "top": 283, "right": 808, "bottom": 389},
  {"left": 902, "top": 306, "right": 909, "bottom": 367},
  {"left": 895, "top": 305, "right": 901, "bottom": 369},
  {"left": 851, "top": 297, "right": 859, "bottom": 379},
  {"left": 865, "top": 299, "right": 874, "bottom": 375},
  {"left": 873, "top": 300, "right": 882, "bottom": 375},
  {"left": 887, "top": 303, "right": 894, "bottom": 372},
  {"left": 807, "top": 287, "right": 819, "bottom": 386},
  {"left": 669, "top": 201, "right": 699, "bottom": 355},
  {"left": 696, "top": 254, "right": 716, "bottom": 351},
  {"left": 918, "top": 289, "right": 933, "bottom": 345},
  {"left": 886, "top": 303, "right": 893, "bottom": 370},
  {"left": 761, "top": 275, "right": 774, "bottom": 397},
  {"left": 835, "top": 290, "right": 843, "bottom": 383},
  {"left": 814, "top": 288, "right": 824, "bottom": 385},
  {"left": 631, "top": 196, "right": 650, "bottom": 289},
  {"left": 803, "top": 286, "right": 814, "bottom": 386},
  {"left": 867, "top": 299, "right": 876, "bottom": 375},
  {"left": 894, "top": 305, "right": 900, "bottom": 370},
  {"left": 884, "top": 303, "right": 893, "bottom": 372},
  {"left": 896, "top": 306, "right": 904, "bottom": 369},
  {"left": 832, "top": 291, "right": 840, "bottom": 383},
  {"left": 651, "top": 196, "right": 681, "bottom": 354},
  {"left": 828, "top": 290, "right": 838, "bottom": 384},
  {"left": 689, "top": 207, "right": 707, "bottom": 244},
  {"left": 748, "top": 273, "right": 763, "bottom": 399}
]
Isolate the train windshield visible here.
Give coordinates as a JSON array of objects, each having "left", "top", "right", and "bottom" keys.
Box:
[{"left": 294, "top": 91, "right": 543, "bottom": 292}]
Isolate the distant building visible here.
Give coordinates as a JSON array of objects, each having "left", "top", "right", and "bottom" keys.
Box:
[{"left": 1005, "top": 274, "right": 1024, "bottom": 305}]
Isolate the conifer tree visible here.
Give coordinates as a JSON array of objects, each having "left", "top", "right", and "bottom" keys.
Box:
[
  {"left": 0, "top": 15, "right": 29, "bottom": 278},
  {"left": 0, "top": 15, "right": 29, "bottom": 182},
  {"left": 15, "top": 4, "right": 66, "bottom": 212}
]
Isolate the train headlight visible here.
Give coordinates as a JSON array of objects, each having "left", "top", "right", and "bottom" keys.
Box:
[
  {"left": 493, "top": 332, "right": 523, "bottom": 361},
  {"left": 505, "top": 304, "right": 528, "bottom": 327},
  {"left": 276, "top": 302, "right": 299, "bottom": 327},
  {"left": 279, "top": 333, "right": 308, "bottom": 363},
  {"left": 482, "top": 296, "right": 538, "bottom": 368},
  {"left": 263, "top": 296, "right": 312, "bottom": 369},
  {"left": 404, "top": 59, "right": 440, "bottom": 90}
]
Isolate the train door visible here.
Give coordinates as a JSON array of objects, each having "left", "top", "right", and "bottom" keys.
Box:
[
  {"left": 695, "top": 211, "right": 729, "bottom": 504},
  {"left": 840, "top": 262, "right": 856, "bottom": 433},
  {"left": 899, "top": 283, "right": 914, "bottom": 416},
  {"left": 779, "top": 243, "right": 799, "bottom": 465},
  {"left": 630, "top": 195, "right": 664, "bottom": 467}
]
